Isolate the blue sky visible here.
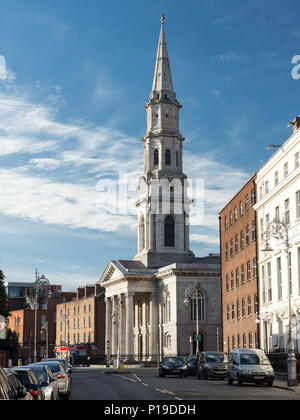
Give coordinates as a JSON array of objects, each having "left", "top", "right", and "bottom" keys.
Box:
[{"left": 1, "top": 0, "right": 300, "bottom": 291}]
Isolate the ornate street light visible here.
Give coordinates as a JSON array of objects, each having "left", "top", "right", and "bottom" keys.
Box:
[
  {"left": 112, "top": 300, "right": 122, "bottom": 369},
  {"left": 263, "top": 218, "right": 297, "bottom": 387}
]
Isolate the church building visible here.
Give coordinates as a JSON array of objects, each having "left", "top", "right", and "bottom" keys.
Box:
[{"left": 99, "top": 17, "right": 222, "bottom": 362}]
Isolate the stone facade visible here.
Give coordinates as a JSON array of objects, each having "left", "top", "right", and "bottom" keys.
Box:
[{"left": 99, "top": 18, "right": 222, "bottom": 362}]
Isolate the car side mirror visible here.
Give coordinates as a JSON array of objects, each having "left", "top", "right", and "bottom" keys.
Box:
[{"left": 41, "top": 381, "right": 49, "bottom": 387}]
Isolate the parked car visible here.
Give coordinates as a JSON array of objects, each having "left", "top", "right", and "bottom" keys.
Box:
[
  {"left": 197, "top": 352, "right": 228, "bottom": 380},
  {"left": 28, "top": 364, "right": 60, "bottom": 400},
  {"left": 159, "top": 357, "right": 185, "bottom": 377},
  {"left": 0, "top": 367, "right": 12, "bottom": 400},
  {"left": 42, "top": 358, "right": 72, "bottom": 376},
  {"left": 180, "top": 354, "right": 199, "bottom": 377},
  {"left": 4, "top": 369, "right": 34, "bottom": 400},
  {"left": 12, "top": 367, "right": 44, "bottom": 400},
  {"left": 227, "top": 348, "right": 274, "bottom": 387},
  {"left": 35, "top": 361, "right": 71, "bottom": 400}
]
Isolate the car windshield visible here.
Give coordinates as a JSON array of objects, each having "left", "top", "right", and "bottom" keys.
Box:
[
  {"left": 164, "top": 357, "right": 184, "bottom": 366},
  {"left": 240, "top": 353, "right": 271, "bottom": 365},
  {"left": 30, "top": 367, "right": 47, "bottom": 383},
  {"left": 42, "top": 363, "right": 61, "bottom": 373},
  {"left": 206, "top": 354, "right": 228, "bottom": 363}
]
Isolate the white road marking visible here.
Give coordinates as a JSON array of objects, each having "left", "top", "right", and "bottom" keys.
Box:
[
  {"left": 174, "top": 397, "right": 183, "bottom": 401},
  {"left": 142, "top": 383, "right": 149, "bottom": 387},
  {"left": 112, "top": 374, "right": 137, "bottom": 383},
  {"left": 155, "top": 388, "right": 166, "bottom": 394},
  {"left": 133, "top": 374, "right": 142, "bottom": 382}
]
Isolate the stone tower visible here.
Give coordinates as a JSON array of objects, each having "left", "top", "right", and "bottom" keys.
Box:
[{"left": 134, "top": 16, "right": 195, "bottom": 268}]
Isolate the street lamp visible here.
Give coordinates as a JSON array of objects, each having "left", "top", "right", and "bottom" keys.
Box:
[
  {"left": 41, "top": 321, "right": 49, "bottom": 359},
  {"left": 112, "top": 301, "right": 122, "bottom": 369},
  {"left": 263, "top": 218, "right": 297, "bottom": 387},
  {"left": 184, "top": 283, "right": 202, "bottom": 354},
  {"left": 33, "top": 270, "right": 50, "bottom": 363}
]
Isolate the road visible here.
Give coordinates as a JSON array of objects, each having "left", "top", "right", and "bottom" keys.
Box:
[{"left": 70, "top": 368, "right": 299, "bottom": 400}]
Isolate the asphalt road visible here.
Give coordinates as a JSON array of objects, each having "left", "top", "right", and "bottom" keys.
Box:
[{"left": 70, "top": 368, "right": 300, "bottom": 401}]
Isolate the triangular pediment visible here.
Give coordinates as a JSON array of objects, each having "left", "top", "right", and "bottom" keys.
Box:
[{"left": 99, "top": 260, "right": 126, "bottom": 284}]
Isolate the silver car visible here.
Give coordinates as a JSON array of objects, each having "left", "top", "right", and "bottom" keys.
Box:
[
  {"left": 36, "top": 361, "right": 71, "bottom": 400},
  {"left": 28, "top": 364, "right": 59, "bottom": 400},
  {"left": 43, "top": 358, "right": 72, "bottom": 377},
  {"left": 227, "top": 348, "right": 275, "bottom": 387}
]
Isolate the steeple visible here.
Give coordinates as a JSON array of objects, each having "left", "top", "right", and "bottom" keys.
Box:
[{"left": 151, "top": 14, "right": 175, "bottom": 101}]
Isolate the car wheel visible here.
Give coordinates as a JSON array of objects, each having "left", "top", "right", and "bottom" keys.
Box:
[
  {"left": 237, "top": 375, "right": 243, "bottom": 386},
  {"left": 267, "top": 381, "right": 273, "bottom": 388},
  {"left": 227, "top": 374, "right": 233, "bottom": 385}
]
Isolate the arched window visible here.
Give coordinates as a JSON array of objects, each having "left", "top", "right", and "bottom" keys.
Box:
[
  {"left": 164, "top": 293, "right": 171, "bottom": 324},
  {"left": 190, "top": 290, "right": 205, "bottom": 322},
  {"left": 164, "top": 216, "right": 175, "bottom": 247},
  {"left": 176, "top": 151, "right": 179, "bottom": 167},
  {"left": 139, "top": 217, "right": 145, "bottom": 251},
  {"left": 154, "top": 149, "right": 159, "bottom": 166},
  {"left": 165, "top": 149, "right": 171, "bottom": 166}
]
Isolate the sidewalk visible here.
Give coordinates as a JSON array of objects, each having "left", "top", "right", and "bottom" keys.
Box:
[{"left": 274, "top": 379, "right": 300, "bottom": 395}]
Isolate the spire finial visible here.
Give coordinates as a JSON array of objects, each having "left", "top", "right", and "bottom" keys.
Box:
[{"left": 160, "top": 14, "right": 166, "bottom": 25}]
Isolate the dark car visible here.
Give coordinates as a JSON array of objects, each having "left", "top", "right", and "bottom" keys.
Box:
[
  {"left": 0, "top": 367, "right": 11, "bottom": 400},
  {"left": 13, "top": 367, "right": 44, "bottom": 400},
  {"left": 180, "top": 354, "right": 199, "bottom": 377},
  {"left": 4, "top": 369, "right": 34, "bottom": 400},
  {"left": 197, "top": 352, "right": 228, "bottom": 380},
  {"left": 159, "top": 357, "right": 185, "bottom": 377}
]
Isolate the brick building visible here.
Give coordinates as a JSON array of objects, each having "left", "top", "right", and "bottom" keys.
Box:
[
  {"left": 56, "top": 284, "right": 105, "bottom": 359},
  {"left": 6, "top": 285, "right": 75, "bottom": 362},
  {"left": 219, "top": 174, "right": 260, "bottom": 353}
]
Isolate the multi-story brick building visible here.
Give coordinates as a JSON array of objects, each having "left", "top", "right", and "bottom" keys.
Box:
[
  {"left": 7, "top": 286, "right": 75, "bottom": 362},
  {"left": 219, "top": 174, "right": 260, "bottom": 353},
  {"left": 56, "top": 285, "right": 105, "bottom": 359}
]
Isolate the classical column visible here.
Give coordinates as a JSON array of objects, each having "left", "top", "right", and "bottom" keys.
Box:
[
  {"left": 126, "top": 292, "right": 135, "bottom": 361},
  {"left": 119, "top": 294, "right": 126, "bottom": 358},
  {"left": 105, "top": 297, "right": 112, "bottom": 355},
  {"left": 111, "top": 296, "right": 118, "bottom": 356},
  {"left": 150, "top": 292, "right": 159, "bottom": 362}
]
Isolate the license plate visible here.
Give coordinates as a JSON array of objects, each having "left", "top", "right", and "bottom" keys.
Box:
[{"left": 254, "top": 376, "right": 263, "bottom": 380}]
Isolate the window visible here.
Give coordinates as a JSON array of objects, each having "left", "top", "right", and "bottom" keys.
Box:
[
  {"left": 259, "top": 186, "right": 263, "bottom": 200},
  {"left": 237, "top": 334, "right": 241, "bottom": 348},
  {"left": 262, "top": 266, "right": 266, "bottom": 305},
  {"left": 190, "top": 290, "right": 205, "bottom": 322},
  {"left": 225, "top": 243, "right": 228, "bottom": 260},
  {"left": 227, "top": 305, "right": 230, "bottom": 321},
  {"left": 226, "top": 274, "right": 229, "bottom": 292},
  {"left": 176, "top": 151, "right": 179, "bottom": 167},
  {"left": 241, "top": 265, "right": 245, "bottom": 285},
  {"left": 260, "top": 218, "right": 264, "bottom": 242},
  {"left": 284, "top": 162, "right": 288, "bottom": 178},
  {"left": 164, "top": 216, "right": 175, "bottom": 247},
  {"left": 277, "top": 257, "right": 282, "bottom": 300},
  {"left": 240, "top": 231, "right": 244, "bottom": 250},
  {"left": 165, "top": 149, "right": 171, "bottom": 166},
  {"left": 225, "top": 217, "right": 228, "bottom": 231},
  {"left": 239, "top": 201, "right": 243, "bottom": 216},
  {"left": 242, "top": 299, "right": 246, "bottom": 318},
  {"left": 236, "top": 268, "right": 239, "bottom": 288},
  {"left": 234, "top": 207, "right": 238, "bottom": 221},
  {"left": 267, "top": 262, "right": 272, "bottom": 302},
  {"left": 246, "top": 226, "right": 250, "bottom": 246},
  {"left": 265, "top": 181, "right": 269, "bottom": 195},
  {"left": 243, "top": 334, "right": 246, "bottom": 348},
  {"left": 248, "top": 296, "right": 252, "bottom": 316},
  {"left": 237, "top": 300, "right": 240, "bottom": 320},
  {"left": 245, "top": 195, "right": 249, "bottom": 211},
  {"left": 247, "top": 261, "right": 251, "bottom": 282},
  {"left": 154, "top": 149, "right": 159, "bottom": 166},
  {"left": 296, "top": 191, "right": 300, "bottom": 219},
  {"left": 229, "top": 212, "right": 233, "bottom": 226},
  {"left": 266, "top": 213, "right": 270, "bottom": 228},
  {"left": 253, "top": 258, "right": 257, "bottom": 279},
  {"left": 254, "top": 294, "right": 259, "bottom": 314},
  {"left": 275, "top": 206, "right": 280, "bottom": 220},
  {"left": 230, "top": 240, "right": 233, "bottom": 258},
  {"left": 235, "top": 235, "right": 238, "bottom": 254},
  {"left": 231, "top": 271, "right": 234, "bottom": 289},
  {"left": 285, "top": 199, "right": 290, "bottom": 224},
  {"left": 251, "top": 189, "right": 256, "bottom": 205},
  {"left": 249, "top": 333, "right": 253, "bottom": 349},
  {"left": 252, "top": 221, "right": 256, "bottom": 242},
  {"left": 274, "top": 171, "right": 279, "bottom": 187},
  {"left": 295, "top": 152, "right": 299, "bottom": 169},
  {"left": 231, "top": 303, "right": 235, "bottom": 321}
]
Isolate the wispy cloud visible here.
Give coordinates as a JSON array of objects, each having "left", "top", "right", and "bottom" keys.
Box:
[{"left": 219, "top": 51, "right": 242, "bottom": 62}]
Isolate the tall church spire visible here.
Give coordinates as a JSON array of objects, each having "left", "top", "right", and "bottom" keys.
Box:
[{"left": 151, "top": 14, "right": 175, "bottom": 100}]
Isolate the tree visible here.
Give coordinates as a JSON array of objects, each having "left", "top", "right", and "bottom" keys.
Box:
[{"left": 0, "top": 270, "right": 9, "bottom": 318}]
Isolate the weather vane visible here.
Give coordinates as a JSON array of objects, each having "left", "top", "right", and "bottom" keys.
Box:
[{"left": 161, "top": 14, "right": 166, "bottom": 25}]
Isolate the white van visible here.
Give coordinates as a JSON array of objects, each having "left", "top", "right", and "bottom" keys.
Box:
[{"left": 227, "top": 348, "right": 274, "bottom": 387}]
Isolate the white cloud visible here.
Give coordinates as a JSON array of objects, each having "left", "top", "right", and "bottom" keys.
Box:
[
  {"left": 219, "top": 51, "right": 242, "bottom": 62},
  {"left": 190, "top": 234, "right": 220, "bottom": 245}
]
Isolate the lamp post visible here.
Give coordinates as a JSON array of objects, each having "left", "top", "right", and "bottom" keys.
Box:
[
  {"left": 41, "top": 321, "right": 49, "bottom": 359},
  {"left": 112, "top": 300, "right": 122, "bottom": 369},
  {"left": 263, "top": 218, "right": 297, "bottom": 387},
  {"left": 61, "top": 308, "right": 70, "bottom": 365},
  {"left": 184, "top": 283, "right": 201, "bottom": 354},
  {"left": 33, "top": 270, "right": 50, "bottom": 363}
]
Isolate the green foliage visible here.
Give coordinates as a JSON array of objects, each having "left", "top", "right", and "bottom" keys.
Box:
[{"left": 0, "top": 270, "right": 9, "bottom": 318}]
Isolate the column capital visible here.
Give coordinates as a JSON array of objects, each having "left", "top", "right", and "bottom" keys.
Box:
[{"left": 126, "top": 292, "right": 135, "bottom": 298}]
